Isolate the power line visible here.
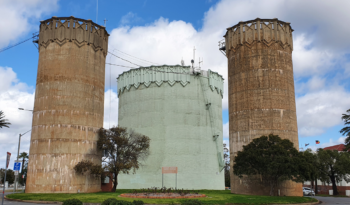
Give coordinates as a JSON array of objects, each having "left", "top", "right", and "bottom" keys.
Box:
[
  {"left": 108, "top": 45, "right": 160, "bottom": 65},
  {"left": 0, "top": 35, "right": 38, "bottom": 53},
  {"left": 114, "top": 49, "right": 160, "bottom": 65},
  {"left": 106, "top": 63, "right": 138, "bottom": 69},
  {"left": 108, "top": 51, "right": 143, "bottom": 67}
]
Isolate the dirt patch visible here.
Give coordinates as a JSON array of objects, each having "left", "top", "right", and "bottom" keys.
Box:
[{"left": 120, "top": 193, "right": 206, "bottom": 199}]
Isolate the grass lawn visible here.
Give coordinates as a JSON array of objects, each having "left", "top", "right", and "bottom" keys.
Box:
[{"left": 6, "top": 190, "right": 317, "bottom": 204}]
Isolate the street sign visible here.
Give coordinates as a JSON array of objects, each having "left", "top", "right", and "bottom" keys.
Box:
[
  {"left": 162, "top": 167, "right": 178, "bottom": 174},
  {"left": 14, "top": 171, "right": 19, "bottom": 176},
  {"left": 6, "top": 152, "right": 11, "bottom": 168},
  {"left": 13, "top": 162, "right": 21, "bottom": 171}
]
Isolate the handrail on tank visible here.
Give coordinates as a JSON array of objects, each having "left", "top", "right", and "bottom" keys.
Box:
[
  {"left": 40, "top": 16, "right": 109, "bottom": 36},
  {"left": 225, "top": 18, "right": 293, "bottom": 34}
]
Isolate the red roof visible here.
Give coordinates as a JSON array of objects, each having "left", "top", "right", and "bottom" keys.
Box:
[{"left": 323, "top": 144, "right": 347, "bottom": 151}]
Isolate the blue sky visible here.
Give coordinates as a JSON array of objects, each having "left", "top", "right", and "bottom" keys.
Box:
[{"left": 1, "top": 0, "right": 350, "bottom": 168}]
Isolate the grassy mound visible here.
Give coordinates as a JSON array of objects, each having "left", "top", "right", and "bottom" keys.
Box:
[{"left": 6, "top": 189, "right": 317, "bottom": 204}]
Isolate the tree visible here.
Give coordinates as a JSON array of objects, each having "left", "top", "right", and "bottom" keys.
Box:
[
  {"left": 74, "top": 127, "right": 150, "bottom": 192},
  {"left": 340, "top": 109, "right": 350, "bottom": 151},
  {"left": 297, "top": 149, "right": 319, "bottom": 194},
  {"left": 316, "top": 149, "right": 350, "bottom": 195},
  {"left": 0, "top": 110, "right": 11, "bottom": 129},
  {"left": 0, "top": 169, "right": 15, "bottom": 184},
  {"left": 18, "top": 152, "right": 29, "bottom": 185},
  {"left": 233, "top": 134, "right": 300, "bottom": 196},
  {"left": 223, "top": 143, "right": 230, "bottom": 187}
]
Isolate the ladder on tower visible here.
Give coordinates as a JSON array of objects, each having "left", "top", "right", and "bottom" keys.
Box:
[{"left": 198, "top": 73, "right": 225, "bottom": 172}]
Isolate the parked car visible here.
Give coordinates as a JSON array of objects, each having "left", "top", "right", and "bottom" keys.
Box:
[{"left": 303, "top": 187, "right": 315, "bottom": 196}]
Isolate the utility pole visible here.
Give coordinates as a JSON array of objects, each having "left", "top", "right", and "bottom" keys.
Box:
[{"left": 14, "top": 134, "right": 22, "bottom": 192}]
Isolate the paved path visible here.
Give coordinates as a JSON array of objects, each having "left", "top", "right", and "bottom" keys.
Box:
[
  {"left": 1, "top": 192, "right": 42, "bottom": 205},
  {"left": 309, "top": 196, "right": 350, "bottom": 205}
]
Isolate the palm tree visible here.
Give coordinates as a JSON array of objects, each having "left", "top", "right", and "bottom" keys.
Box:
[
  {"left": 19, "top": 152, "right": 29, "bottom": 173},
  {"left": 340, "top": 109, "right": 350, "bottom": 150},
  {"left": 0, "top": 110, "right": 11, "bottom": 128}
]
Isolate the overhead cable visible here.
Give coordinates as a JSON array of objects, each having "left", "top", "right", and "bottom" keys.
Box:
[
  {"left": 106, "top": 63, "right": 138, "bottom": 69},
  {"left": 0, "top": 35, "right": 38, "bottom": 53},
  {"left": 114, "top": 49, "right": 160, "bottom": 65},
  {"left": 108, "top": 51, "right": 143, "bottom": 67}
]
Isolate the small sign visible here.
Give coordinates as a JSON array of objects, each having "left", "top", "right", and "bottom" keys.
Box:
[
  {"left": 14, "top": 162, "right": 21, "bottom": 171},
  {"left": 14, "top": 171, "right": 19, "bottom": 176},
  {"left": 162, "top": 167, "right": 178, "bottom": 174},
  {"left": 6, "top": 152, "right": 11, "bottom": 168}
]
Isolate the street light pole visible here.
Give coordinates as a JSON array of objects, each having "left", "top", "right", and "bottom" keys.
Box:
[
  {"left": 14, "top": 134, "right": 22, "bottom": 192},
  {"left": 15, "top": 108, "right": 33, "bottom": 192}
]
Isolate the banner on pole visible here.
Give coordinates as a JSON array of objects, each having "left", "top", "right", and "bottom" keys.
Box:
[{"left": 6, "top": 152, "right": 11, "bottom": 168}]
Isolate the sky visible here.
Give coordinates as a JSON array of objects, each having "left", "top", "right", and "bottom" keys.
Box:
[{"left": 1, "top": 0, "right": 350, "bottom": 169}]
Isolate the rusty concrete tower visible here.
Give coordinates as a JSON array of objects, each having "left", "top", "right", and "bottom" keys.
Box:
[
  {"left": 26, "top": 16, "right": 109, "bottom": 193},
  {"left": 223, "top": 18, "right": 302, "bottom": 196}
]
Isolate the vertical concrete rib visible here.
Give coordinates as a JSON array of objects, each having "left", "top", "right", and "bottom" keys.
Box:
[
  {"left": 224, "top": 18, "right": 302, "bottom": 196},
  {"left": 26, "top": 16, "right": 109, "bottom": 193}
]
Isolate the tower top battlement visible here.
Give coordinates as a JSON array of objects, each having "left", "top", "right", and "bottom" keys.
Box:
[
  {"left": 38, "top": 16, "right": 109, "bottom": 56},
  {"left": 224, "top": 18, "right": 294, "bottom": 53}
]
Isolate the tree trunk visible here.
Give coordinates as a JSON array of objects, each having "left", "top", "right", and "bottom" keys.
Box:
[
  {"left": 315, "top": 179, "right": 318, "bottom": 194},
  {"left": 311, "top": 180, "right": 314, "bottom": 191},
  {"left": 112, "top": 173, "right": 118, "bottom": 192},
  {"left": 270, "top": 181, "right": 275, "bottom": 196},
  {"left": 330, "top": 175, "right": 339, "bottom": 195}
]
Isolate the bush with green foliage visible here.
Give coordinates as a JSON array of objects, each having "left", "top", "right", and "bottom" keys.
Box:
[
  {"left": 180, "top": 199, "right": 202, "bottom": 205},
  {"left": 62, "top": 199, "right": 83, "bottom": 205},
  {"left": 101, "top": 198, "right": 144, "bottom": 205},
  {"left": 132, "top": 200, "right": 144, "bottom": 205}
]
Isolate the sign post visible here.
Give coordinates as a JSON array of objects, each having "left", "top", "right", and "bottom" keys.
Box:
[
  {"left": 2, "top": 152, "right": 11, "bottom": 205},
  {"left": 162, "top": 167, "right": 178, "bottom": 188}
]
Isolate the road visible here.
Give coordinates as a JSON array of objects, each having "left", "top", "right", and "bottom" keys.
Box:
[
  {"left": 309, "top": 196, "right": 350, "bottom": 205},
  {"left": 1, "top": 192, "right": 43, "bottom": 205}
]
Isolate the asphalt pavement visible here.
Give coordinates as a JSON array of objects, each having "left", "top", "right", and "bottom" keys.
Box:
[
  {"left": 1, "top": 192, "right": 42, "bottom": 205},
  {"left": 309, "top": 196, "right": 350, "bottom": 205}
]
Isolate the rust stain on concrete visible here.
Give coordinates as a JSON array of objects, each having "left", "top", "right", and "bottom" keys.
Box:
[
  {"left": 225, "top": 18, "right": 302, "bottom": 196},
  {"left": 26, "top": 16, "right": 109, "bottom": 193}
]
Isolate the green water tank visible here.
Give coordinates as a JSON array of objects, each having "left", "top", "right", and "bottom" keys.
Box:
[{"left": 117, "top": 65, "right": 224, "bottom": 190}]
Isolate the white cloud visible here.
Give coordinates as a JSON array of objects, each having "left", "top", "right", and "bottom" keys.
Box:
[
  {"left": 120, "top": 12, "right": 143, "bottom": 26},
  {"left": 223, "top": 122, "right": 229, "bottom": 139},
  {"left": 0, "top": 0, "right": 59, "bottom": 47},
  {"left": 0, "top": 67, "right": 34, "bottom": 168},
  {"left": 296, "top": 88, "right": 350, "bottom": 137},
  {"left": 103, "top": 89, "right": 119, "bottom": 129}
]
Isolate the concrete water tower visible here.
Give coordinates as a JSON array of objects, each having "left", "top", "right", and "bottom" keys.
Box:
[
  {"left": 222, "top": 18, "right": 302, "bottom": 196},
  {"left": 26, "top": 16, "right": 109, "bottom": 193},
  {"left": 117, "top": 65, "right": 225, "bottom": 190}
]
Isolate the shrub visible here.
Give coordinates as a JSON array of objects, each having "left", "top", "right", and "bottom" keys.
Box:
[
  {"left": 132, "top": 200, "right": 144, "bottom": 205},
  {"left": 180, "top": 199, "right": 202, "bottom": 205},
  {"left": 101, "top": 198, "right": 142, "bottom": 205},
  {"left": 62, "top": 199, "right": 83, "bottom": 205},
  {"left": 101, "top": 198, "right": 118, "bottom": 205}
]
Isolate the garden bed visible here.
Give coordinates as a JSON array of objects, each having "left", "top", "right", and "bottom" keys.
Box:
[{"left": 120, "top": 193, "right": 206, "bottom": 199}]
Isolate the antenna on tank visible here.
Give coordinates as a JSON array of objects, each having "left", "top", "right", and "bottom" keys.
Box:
[
  {"left": 199, "top": 57, "right": 203, "bottom": 69},
  {"left": 104, "top": 19, "right": 108, "bottom": 27},
  {"left": 191, "top": 46, "right": 196, "bottom": 68}
]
